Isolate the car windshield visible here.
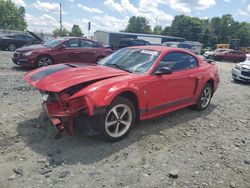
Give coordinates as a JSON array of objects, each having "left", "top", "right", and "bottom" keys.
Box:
[
  {"left": 44, "top": 38, "right": 65, "bottom": 47},
  {"left": 99, "top": 48, "right": 160, "bottom": 73}
]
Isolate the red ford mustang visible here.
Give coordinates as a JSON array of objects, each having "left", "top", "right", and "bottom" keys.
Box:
[{"left": 24, "top": 46, "right": 220, "bottom": 141}]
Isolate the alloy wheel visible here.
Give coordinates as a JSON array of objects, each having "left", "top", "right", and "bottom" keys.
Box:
[
  {"left": 38, "top": 57, "right": 52, "bottom": 67},
  {"left": 105, "top": 104, "right": 132, "bottom": 138},
  {"left": 200, "top": 86, "right": 212, "bottom": 108}
]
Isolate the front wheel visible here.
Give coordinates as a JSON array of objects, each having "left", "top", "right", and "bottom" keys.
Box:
[
  {"left": 193, "top": 83, "right": 213, "bottom": 111},
  {"left": 36, "top": 56, "right": 53, "bottom": 67},
  {"left": 100, "top": 97, "right": 136, "bottom": 142}
]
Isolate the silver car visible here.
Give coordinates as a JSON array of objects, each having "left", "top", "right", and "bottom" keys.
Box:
[{"left": 232, "top": 54, "right": 250, "bottom": 82}]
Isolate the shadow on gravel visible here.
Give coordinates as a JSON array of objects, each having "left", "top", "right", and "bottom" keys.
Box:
[
  {"left": 11, "top": 66, "right": 32, "bottom": 72},
  {"left": 17, "top": 104, "right": 216, "bottom": 165},
  {"left": 231, "top": 79, "right": 250, "bottom": 86}
]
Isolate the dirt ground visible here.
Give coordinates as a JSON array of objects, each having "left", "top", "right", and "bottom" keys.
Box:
[{"left": 0, "top": 51, "right": 249, "bottom": 188}]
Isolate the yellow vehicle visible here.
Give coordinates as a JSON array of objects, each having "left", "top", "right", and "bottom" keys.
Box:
[
  {"left": 215, "top": 44, "right": 230, "bottom": 49},
  {"left": 240, "top": 47, "right": 250, "bottom": 54}
]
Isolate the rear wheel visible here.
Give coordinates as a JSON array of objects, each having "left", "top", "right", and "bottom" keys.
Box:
[
  {"left": 36, "top": 56, "right": 53, "bottom": 67},
  {"left": 100, "top": 97, "right": 136, "bottom": 142},
  {"left": 8, "top": 43, "right": 16, "bottom": 51},
  {"left": 193, "top": 83, "right": 213, "bottom": 111}
]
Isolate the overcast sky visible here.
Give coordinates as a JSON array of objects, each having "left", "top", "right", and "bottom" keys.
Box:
[{"left": 11, "top": 0, "right": 250, "bottom": 34}]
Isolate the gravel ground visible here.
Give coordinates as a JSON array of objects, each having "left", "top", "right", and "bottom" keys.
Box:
[{"left": 0, "top": 51, "right": 250, "bottom": 188}]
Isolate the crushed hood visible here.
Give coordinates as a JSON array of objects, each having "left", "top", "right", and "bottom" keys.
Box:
[{"left": 24, "top": 63, "right": 129, "bottom": 92}]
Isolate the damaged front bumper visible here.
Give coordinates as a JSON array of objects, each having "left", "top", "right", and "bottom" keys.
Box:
[{"left": 42, "top": 96, "right": 105, "bottom": 137}]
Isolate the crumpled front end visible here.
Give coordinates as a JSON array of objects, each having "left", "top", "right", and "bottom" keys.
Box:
[{"left": 40, "top": 91, "right": 100, "bottom": 136}]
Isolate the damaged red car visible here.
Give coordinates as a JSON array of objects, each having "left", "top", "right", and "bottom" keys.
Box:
[{"left": 24, "top": 46, "right": 220, "bottom": 141}]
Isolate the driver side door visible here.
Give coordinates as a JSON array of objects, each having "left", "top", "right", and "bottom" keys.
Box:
[
  {"left": 54, "top": 38, "right": 81, "bottom": 63},
  {"left": 146, "top": 51, "right": 199, "bottom": 117}
]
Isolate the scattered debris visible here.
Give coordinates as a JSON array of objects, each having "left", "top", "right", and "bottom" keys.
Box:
[
  {"left": 13, "top": 167, "right": 23, "bottom": 176},
  {"left": 169, "top": 169, "right": 179, "bottom": 179},
  {"left": 59, "top": 171, "right": 70, "bottom": 179},
  {"left": 229, "top": 182, "right": 236, "bottom": 188},
  {"left": 8, "top": 174, "right": 16, "bottom": 181},
  {"left": 39, "top": 168, "right": 52, "bottom": 175}
]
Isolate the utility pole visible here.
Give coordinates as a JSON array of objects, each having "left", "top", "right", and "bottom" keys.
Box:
[
  {"left": 59, "top": 3, "right": 62, "bottom": 35},
  {"left": 155, "top": 15, "right": 158, "bottom": 27}
]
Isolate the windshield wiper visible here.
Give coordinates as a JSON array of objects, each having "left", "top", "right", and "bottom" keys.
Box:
[{"left": 107, "top": 63, "right": 132, "bottom": 73}]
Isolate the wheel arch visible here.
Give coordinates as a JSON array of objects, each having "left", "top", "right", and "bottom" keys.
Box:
[
  {"left": 205, "top": 79, "right": 215, "bottom": 96},
  {"left": 116, "top": 91, "right": 140, "bottom": 123},
  {"left": 36, "top": 54, "right": 55, "bottom": 64}
]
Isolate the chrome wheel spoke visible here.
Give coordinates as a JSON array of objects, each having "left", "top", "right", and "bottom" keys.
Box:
[
  {"left": 106, "top": 120, "right": 117, "bottom": 128},
  {"left": 111, "top": 108, "right": 119, "bottom": 119},
  {"left": 121, "top": 120, "right": 130, "bottom": 126},
  {"left": 115, "top": 124, "right": 120, "bottom": 134},
  {"left": 120, "top": 108, "right": 128, "bottom": 119}
]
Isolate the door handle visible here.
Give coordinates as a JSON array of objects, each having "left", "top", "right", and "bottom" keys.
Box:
[{"left": 73, "top": 51, "right": 80, "bottom": 54}]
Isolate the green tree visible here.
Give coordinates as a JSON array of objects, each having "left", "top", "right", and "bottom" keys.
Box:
[
  {"left": 125, "top": 16, "right": 152, "bottom": 34},
  {"left": 53, "top": 28, "right": 69, "bottom": 37},
  {"left": 210, "top": 14, "right": 236, "bottom": 44},
  {"left": 161, "top": 26, "right": 171, "bottom": 35},
  {"left": 168, "top": 15, "right": 205, "bottom": 41},
  {"left": 235, "top": 22, "right": 250, "bottom": 47},
  {"left": 153, "top": 25, "right": 162, "bottom": 35},
  {"left": 0, "top": 0, "right": 27, "bottom": 30},
  {"left": 69, "top": 25, "right": 83, "bottom": 37}
]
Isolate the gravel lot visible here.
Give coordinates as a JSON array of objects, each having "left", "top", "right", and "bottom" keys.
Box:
[{"left": 0, "top": 51, "right": 250, "bottom": 188}]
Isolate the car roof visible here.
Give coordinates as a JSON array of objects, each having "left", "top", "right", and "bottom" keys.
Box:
[
  {"left": 61, "top": 37, "right": 87, "bottom": 40},
  {"left": 128, "top": 45, "right": 191, "bottom": 53}
]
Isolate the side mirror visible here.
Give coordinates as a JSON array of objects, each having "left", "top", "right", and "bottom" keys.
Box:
[
  {"left": 155, "top": 67, "right": 173, "bottom": 75},
  {"left": 58, "top": 44, "right": 66, "bottom": 50}
]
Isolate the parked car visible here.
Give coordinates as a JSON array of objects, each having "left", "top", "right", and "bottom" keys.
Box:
[
  {"left": 0, "top": 30, "right": 43, "bottom": 51},
  {"left": 232, "top": 54, "right": 250, "bottom": 82},
  {"left": 203, "top": 48, "right": 228, "bottom": 59},
  {"left": 213, "top": 49, "right": 246, "bottom": 62},
  {"left": 24, "top": 46, "right": 220, "bottom": 141},
  {"left": 12, "top": 37, "right": 112, "bottom": 68},
  {"left": 162, "top": 41, "right": 198, "bottom": 54},
  {"left": 118, "top": 38, "right": 150, "bottom": 49}
]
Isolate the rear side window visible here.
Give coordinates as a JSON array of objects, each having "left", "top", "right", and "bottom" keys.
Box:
[
  {"left": 64, "top": 38, "right": 79, "bottom": 48},
  {"left": 80, "top": 39, "right": 100, "bottom": 48},
  {"left": 157, "top": 52, "right": 198, "bottom": 71}
]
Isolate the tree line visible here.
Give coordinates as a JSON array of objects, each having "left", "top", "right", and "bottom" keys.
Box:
[
  {"left": 125, "top": 15, "right": 250, "bottom": 47},
  {"left": 1, "top": 0, "right": 250, "bottom": 47},
  {"left": 0, "top": 0, "right": 83, "bottom": 37}
]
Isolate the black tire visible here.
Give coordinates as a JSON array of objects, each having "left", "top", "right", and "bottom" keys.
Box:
[
  {"left": 8, "top": 43, "right": 16, "bottom": 51},
  {"left": 98, "top": 97, "right": 136, "bottom": 142},
  {"left": 36, "top": 55, "right": 53, "bottom": 68},
  {"left": 193, "top": 83, "right": 213, "bottom": 111}
]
